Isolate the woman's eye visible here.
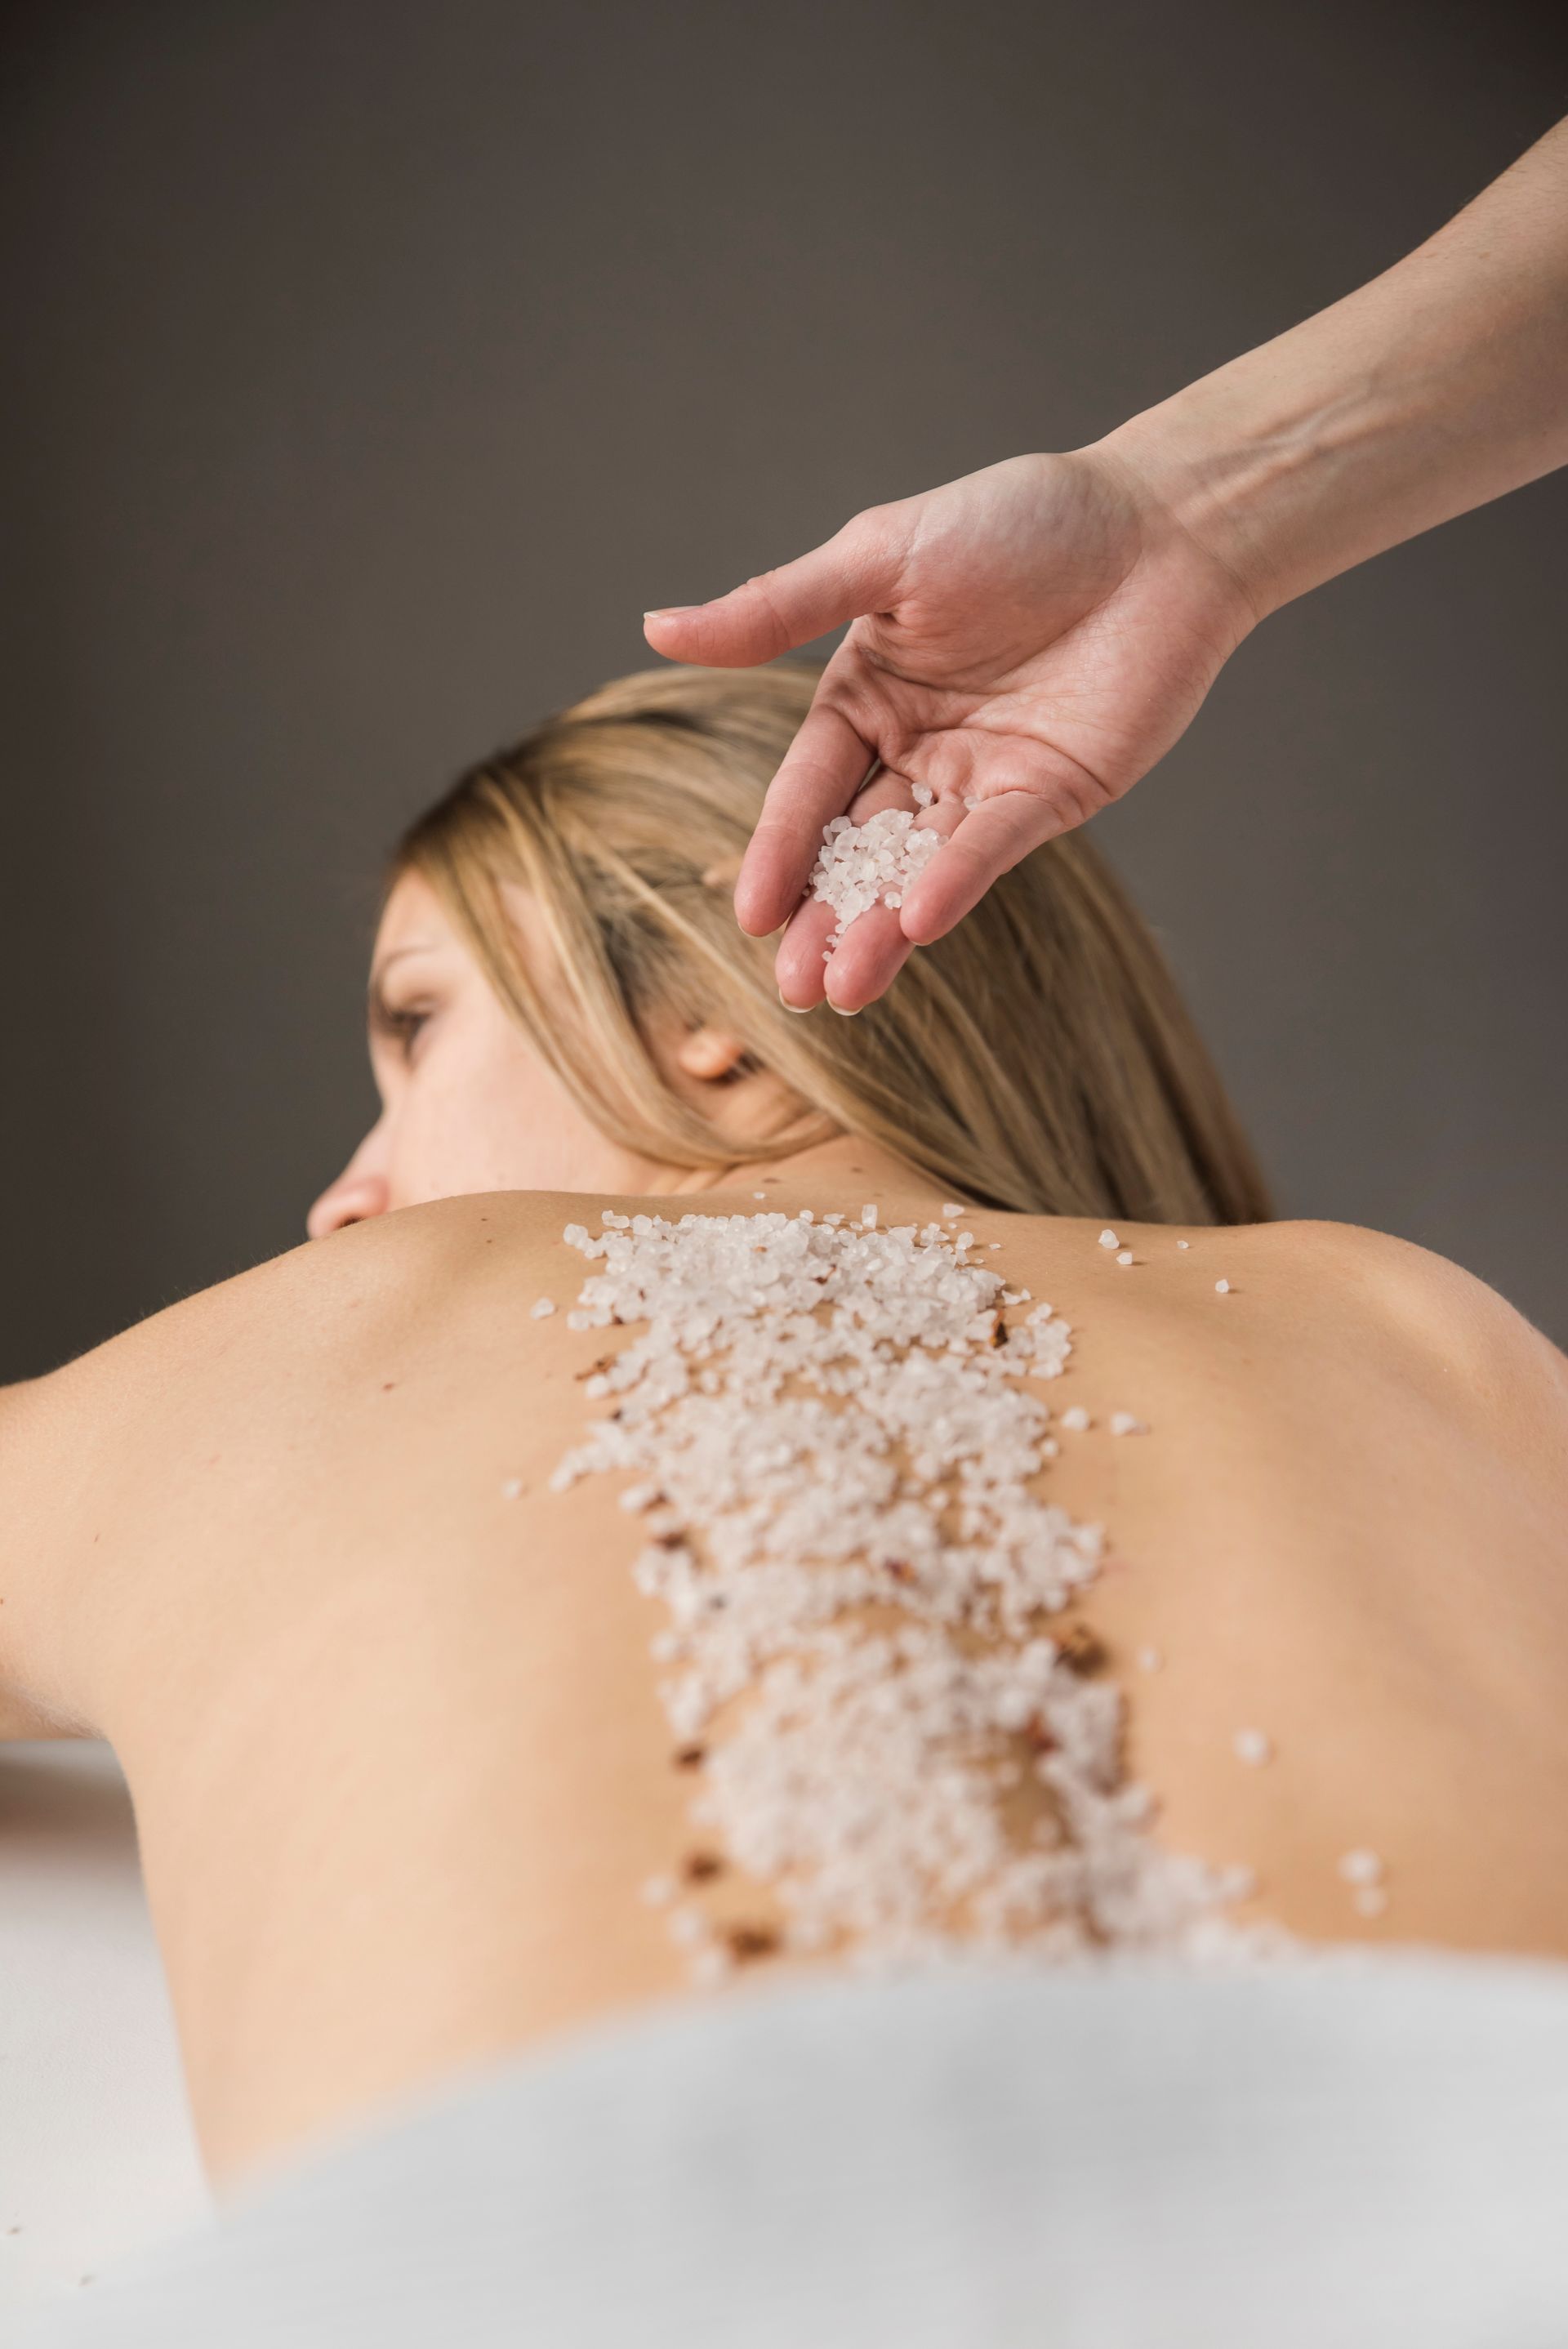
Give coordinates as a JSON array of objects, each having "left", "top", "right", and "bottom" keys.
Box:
[{"left": 371, "top": 1000, "right": 434, "bottom": 1063}]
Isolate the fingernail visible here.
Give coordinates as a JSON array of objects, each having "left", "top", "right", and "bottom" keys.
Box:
[
  {"left": 778, "top": 990, "right": 813, "bottom": 1014},
  {"left": 826, "top": 999, "right": 859, "bottom": 1017},
  {"left": 644, "top": 606, "right": 697, "bottom": 621}
]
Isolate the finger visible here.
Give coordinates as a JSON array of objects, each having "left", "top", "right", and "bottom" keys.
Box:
[
  {"left": 733, "top": 700, "right": 875, "bottom": 938},
  {"left": 643, "top": 507, "right": 904, "bottom": 669},
  {"left": 820, "top": 903, "right": 914, "bottom": 1014},
  {"left": 777, "top": 762, "right": 924, "bottom": 1012},
  {"left": 775, "top": 897, "right": 839, "bottom": 1009},
  {"left": 815, "top": 782, "right": 953, "bottom": 1010},
  {"left": 898, "top": 791, "right": 1056, "bottom": 945},
  {"left": 776, "top": 894, "right": 914, "bottom": 1016}
]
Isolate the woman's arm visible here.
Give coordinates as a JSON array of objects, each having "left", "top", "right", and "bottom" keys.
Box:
[
  {"left": 0, "top": 1381, "right": 84, "bottom": 1736},
  {"left": 643, "top": 118, "right": 1568, "bottom": 1012}
]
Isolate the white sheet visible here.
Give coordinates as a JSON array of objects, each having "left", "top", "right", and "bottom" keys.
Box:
[
  {"left": 0, "top": 1743, "right": 208, "bottom": 2313},
  {"left": 16, "top": 1950, "right": 1568, "bottom": 2347}
]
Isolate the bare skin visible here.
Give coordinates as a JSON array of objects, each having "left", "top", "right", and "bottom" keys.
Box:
[
  {"left": 2, "top": 1163, "right": 1566, "bottom": 2195},
  {"left": 3, "top": 875, "right": 1565, "bottom": 2199}
]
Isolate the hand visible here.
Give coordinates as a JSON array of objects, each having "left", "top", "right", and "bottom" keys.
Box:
[{"left": 644, "top": 447, "right": 1258, "bottom": 1010}]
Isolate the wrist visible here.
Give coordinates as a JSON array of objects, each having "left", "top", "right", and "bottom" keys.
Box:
[{"left": 1093, "top": 372, "right": 1382, "bottom": 625}]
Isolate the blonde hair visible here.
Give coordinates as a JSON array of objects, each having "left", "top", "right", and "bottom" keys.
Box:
[{"left": 394, "top": 664, "right": 1270, "bottom": 1224}]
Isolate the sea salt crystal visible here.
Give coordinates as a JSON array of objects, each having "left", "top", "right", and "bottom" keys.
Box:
[
  {"left": 1338, "top": 1848, "right": 1383, "bottom": 1887},
  {"left": 1176, "top": 1240, "right": 1191, "bottom": 1250},
  {"left": 942, "top": 1203, "right": 964, "bottom": 1218},
  {"left": 1098, "top": 1230, "right": 1118, "bottom": 1250},
  {"left": 1109, "top": 1411, "right": 1145, "bottom": 1436},
  {"left": 501, "top": 1478, "right": 524, "bottom": 1501},
  {"left": 545, "top": 1203, "right": 1265, "bottom": 1983},
  {"left": 808, "top": 806, "right": 944, "bottom": 946},
  {"left": 1060, "top": 1406, "right": 1090, "bottom": 1433},
  {"left": 1116, "top": 1250, "right": 1134, "bottom": 1267},
  {"left": 530, "top": 1297, "right": 555, "bottom": 1319},
  {"left": 1233, "top": 1728, "right": 1272, "bottom": 1766},
  {"left": 1214, "top": 1279, "right": 1231, "bottom": 1295},
  {"left": 911, "top": 782, "right": 933, "bottom": 808}
]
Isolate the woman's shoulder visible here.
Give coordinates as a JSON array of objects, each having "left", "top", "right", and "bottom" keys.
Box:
[
  {"left": 1222, "top": 1216, "right": 1568, "bottom": 1433},
  {"left": 1245, "top": 1216, "right": 1559, "bottom": 1344}
]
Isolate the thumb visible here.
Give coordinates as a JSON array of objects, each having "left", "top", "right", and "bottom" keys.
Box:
[{"left": 643, "top": 506, "right": 905, "bottom": 667}]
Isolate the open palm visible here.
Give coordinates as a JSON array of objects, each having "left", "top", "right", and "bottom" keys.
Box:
[{"left": 644, "top": 450, "right": 1257, "bottom": 1010}]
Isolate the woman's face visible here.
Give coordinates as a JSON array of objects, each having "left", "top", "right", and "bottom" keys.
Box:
[{"left": 307, "top": 871, "right": 693, "bottom": 1237}]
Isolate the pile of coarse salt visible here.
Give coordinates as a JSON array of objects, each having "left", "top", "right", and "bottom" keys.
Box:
[
  {"left": 547, "top": 1206, "right": 1262, "bottom": 1987},
  {"left": 808, "top": 796, "right": 942, "bottom": 952}
]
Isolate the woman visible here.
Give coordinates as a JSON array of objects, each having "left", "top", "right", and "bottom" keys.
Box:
[{"left": 2, "top": 659, "right": 1565, "bottom": 2234}]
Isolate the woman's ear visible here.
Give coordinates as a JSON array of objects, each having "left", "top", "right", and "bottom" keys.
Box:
[{"left": 674, "top": 1025, "right": 753, "bottom": 1084}]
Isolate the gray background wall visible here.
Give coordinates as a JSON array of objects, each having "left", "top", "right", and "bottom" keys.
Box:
[{"left": 2, "top": 0, "right": 1565, "bottom": 1380}]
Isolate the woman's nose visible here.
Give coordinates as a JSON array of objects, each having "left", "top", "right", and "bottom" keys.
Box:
[{"left": 306, "top": 1167, "right": 391, "bottom": 1241}]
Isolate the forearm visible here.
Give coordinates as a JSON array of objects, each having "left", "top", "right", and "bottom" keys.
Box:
[{"left": 1104, "top": 118, "right": 1568, "bottom": 618}]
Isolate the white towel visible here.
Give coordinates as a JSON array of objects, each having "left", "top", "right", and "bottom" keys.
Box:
[{"left": 16, "top": 1950, "right": 1568, "bottom": 2347}]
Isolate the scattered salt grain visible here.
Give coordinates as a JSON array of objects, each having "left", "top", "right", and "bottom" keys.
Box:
[
  {"left": 753, "top": 1191, "right": 767, "bottom": 1200},
  {"left": 1338, "top": 1849, "right": 1383, "bottom": 1887},
  {"left": 1098, "top": 1229, "right": 1119, "bottom": 1250},
  {"left": 1108, "top": 1411, "right": 1145, "bottom": 1436},
  {"left": 1233, "top": 1728, "right": 1272, "bottom": 1767},
  {"left": 1060, "top": 1406, "right": 1091, "bottom": 1433},
  {"left": 942, "top": 1203, "right": 965, "bottom": 1219},
  {"left": 861, "top": 1204, "right": 878, "bottom": 1228},
  {"left": 1214, "top": 1279, "right": 1231, "bottom": 1295},
  {"left": 911, "top": 782, "right": 933, "bottom": 808},
  {"left": 501, "top": 1478, "right": 524, "bottom": 1502},
  {"left": 1176, "top": 1240, "right": 1191, "bottom": 1250},
  {"left": 530, "top": 1297, "right": 556, "bottom": 1319},
  {"left": 1115, "top": 1250, "right": 1134, "bottom": 1267},
  {"left": 639, "top": 1874, "right": 678, "bottom": 1906}
]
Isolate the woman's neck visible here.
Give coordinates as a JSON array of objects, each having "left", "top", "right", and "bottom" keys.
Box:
[{"left": 676, "top": 1131, "right": 953, "bottom": 1220}]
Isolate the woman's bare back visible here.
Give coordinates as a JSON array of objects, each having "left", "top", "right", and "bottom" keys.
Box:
[{"left": 3, "top": 1163, "right": 1566, "bottom": 2183}]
